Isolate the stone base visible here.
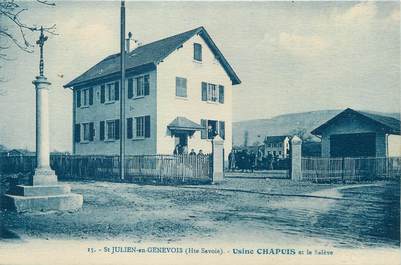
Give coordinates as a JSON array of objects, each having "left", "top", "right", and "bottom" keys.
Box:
[
  {"left": 3, "top": 184, "right": 83, "bottom": 212},
  {"left": 32, "top": 167, "right": 58, "bottom": 186}
]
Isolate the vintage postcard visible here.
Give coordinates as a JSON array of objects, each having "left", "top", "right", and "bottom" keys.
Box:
[{"left": 0, "top": 1, "right": 400, "bottom": 265}]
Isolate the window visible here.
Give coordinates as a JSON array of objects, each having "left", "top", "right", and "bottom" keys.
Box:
[
  {"left": 134, "top": 115, "right": 150, "bottom": 138},
  {"left": 201, "top": 82, "right": 224, "bottom": 103},
  {"left": 105, "top": 82, "right": 119, "bottom": 103},
  {"left": 176, "top": 77, "right": 187, "bottom": 97},
  {"left": 107, "top": 83, "right": 115, "bottom": 102},
  {"left": 134, "top": 75, "right": 150, "bottom": 98},
  {"left": 135, "top": 116, "right": 144, "bottom": 138},
  {"left": 201, "top": 119, "right": 224, "bottom": 140},
  {"left": 106, "top": 120, "right": 115, "bottom": 140},
  {"left": 83, "top": 123, "right": 90, "bottom": 141},
  {"left": 76, "top": 87, "right": 93, "bottom": 108},
  {"left": 194, "top": 43, "right": 202, "bottom": 61}
]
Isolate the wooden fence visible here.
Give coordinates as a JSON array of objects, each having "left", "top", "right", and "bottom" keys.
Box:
[
  {"left": 301, "top": 156, "right": 401, "bottom": 183},
  {"left": 0, "top": 154, "right": 212, "bottom": 184}
]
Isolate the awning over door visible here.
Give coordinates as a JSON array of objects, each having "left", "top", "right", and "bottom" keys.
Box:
[{"left": 167, "top": 117, "right": 203, "bottom": 135}]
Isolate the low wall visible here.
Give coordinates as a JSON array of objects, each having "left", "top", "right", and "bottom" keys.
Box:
[{"left": 225, "top": 170, "right": 289, "bottom": 179}]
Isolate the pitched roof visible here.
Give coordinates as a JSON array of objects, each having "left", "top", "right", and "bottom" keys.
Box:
[
  {"left": 64, "top": 26, "right": 241, "bottom": 88},
  {"left": 264, "top": 135, "right": 289, "bottom": 144},
  {"left": 311, "top": 108, "right": 401, "bottom": 135},
  {"left": 167, "top": 117, "right": 203, "bottom": 131}
]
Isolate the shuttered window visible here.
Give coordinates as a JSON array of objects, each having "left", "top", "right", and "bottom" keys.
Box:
[
  {"left": 134, "top": 115, "right": 151, "bottom": 138},
  {"left": 194, "top": 43, "right": 202, "bottom": 61},
  {"left": 201, "top": 82, "right": 224, "bottom": 103},
  {"left": 106, "top": 120, "right": 115, "bottom": 140},
  {"left": 82, "top": 123, "right": 90, "bottom": 141},
  {"left": 134, "top": 74, "right": 150, "bottom": 97},
  {"left": 176, "top": 77, "right": 187, "bottom": 97},
  {"left": 135, "top": 116, "right": 144, "bottom": 138}
]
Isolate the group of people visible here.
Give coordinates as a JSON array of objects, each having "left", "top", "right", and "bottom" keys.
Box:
[
  {"left": 173, "top": 144, "right": 205, "bottom": 156},
  {"left": 228, "top": 148, "right": 288, "bottom": 172}
]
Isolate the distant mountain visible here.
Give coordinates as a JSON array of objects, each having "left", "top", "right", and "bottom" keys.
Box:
[{"left": 233, "top": 109, "right": 400, "bottom": 147}]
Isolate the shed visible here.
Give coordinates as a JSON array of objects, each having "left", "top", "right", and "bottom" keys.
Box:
[{"left": 311, "top": 108, "right": 401, "bottom": 157}]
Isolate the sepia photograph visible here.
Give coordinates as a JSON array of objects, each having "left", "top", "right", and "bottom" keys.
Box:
[{"left": 0, "top": 1, "right": 400, "bottom": 264}]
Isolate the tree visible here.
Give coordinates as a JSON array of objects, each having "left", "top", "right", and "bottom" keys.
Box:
[
  {"left": 0, "top": 0, "right": 56, "bottom": 87},
  {"left": 290, "top": 127, "right": 312, "bottom": 142}
]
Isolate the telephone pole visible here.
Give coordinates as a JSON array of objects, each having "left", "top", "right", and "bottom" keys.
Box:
[{"left": 120, "top": 0, "right": 126, "bottom": 180}]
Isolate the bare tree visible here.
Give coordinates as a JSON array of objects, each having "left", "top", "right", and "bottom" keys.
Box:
[{"left": 0, "top": 0, "right": 56, "bottom": 89}]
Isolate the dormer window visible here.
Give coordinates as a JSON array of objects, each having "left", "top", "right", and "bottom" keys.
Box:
[{"left": 194, "top": 43, "right": 202, "bottom": 62}]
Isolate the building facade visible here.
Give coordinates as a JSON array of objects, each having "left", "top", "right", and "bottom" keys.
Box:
[
  {"left": 311, "top": 108, "right": 401, "bottom": 158},
  {"left": 64, "top": 27, "right": 241, "bottom": 157},
  {"left": 263, "top": 136, "right": 290, "bottom": 158}
]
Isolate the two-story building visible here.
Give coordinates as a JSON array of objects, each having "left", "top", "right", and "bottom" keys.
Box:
[
  {"left": 263, "top": 135, "right": 290, "bottom": 158},
  {"left": 64, "top": 27, "right": 241, "bottom": 157}
]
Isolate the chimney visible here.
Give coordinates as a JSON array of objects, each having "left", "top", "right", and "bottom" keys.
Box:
[{"left": 126, "top": 31, "right": 133, "bottom": 53}]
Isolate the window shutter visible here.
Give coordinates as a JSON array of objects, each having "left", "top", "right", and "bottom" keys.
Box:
[
  {"left": 219, "top": 85, "right": 224, "bottom": 104},
  {"left": 74, "top": 124, "right": 80, "bottom": 142},
  {"left": 76, "top": 90, "right": 81, "bottom": 108},
  {"left": 100, "top": 121, "right": 105, "bottom": 140},
  {"left": 114, "top": 81, "right": 119, "bottom": 101},
  {"left": 100, "top": 85, "right": 105, "bottom": 103},
  {"left": 219, "top": 121, "right": 225, "bottom": 140},
  {"left": 127, "top": 118, "right": 133, "bottom": 139},
  {"left": 89, "top": 122, "right": 95, "bottom": 141},
  {"left": 145, "top": 115, "right": 150, "bottom": 138},
  {"left": 115, "top": 119, "right": 120, "bottom": 140},
  {"left": 89, "top": 87, "right": 94, "bottom": 105},
  {"left": 201, "top": 119, "right": 207, "bottom": 139},
  {"left": 128, "top": 79, "right": 133, "bottom": 99},
  {"left": 201, "top": 82, "right": 207, "bottom": 101},
  {"left": 144, "top": 75, "right": 150, "bottom": 96}
]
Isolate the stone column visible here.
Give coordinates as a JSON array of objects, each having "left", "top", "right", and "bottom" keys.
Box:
[
  {"left": 291, "top": 136, "right": 302, "bottom": 181},
  {"left": 212, "top": 135, "right": 224, "bottom": 183},
  {"left": 32, "top": 76, "right": 57, "bottom": 185}
]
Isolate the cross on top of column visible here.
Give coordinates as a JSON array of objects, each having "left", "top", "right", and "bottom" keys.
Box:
[{"left": 36, "top": 26, "right": 48, "bottom": 77}]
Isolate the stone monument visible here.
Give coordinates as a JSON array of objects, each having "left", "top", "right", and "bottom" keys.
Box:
[{"left": 4, "top": 27, "right": 83, "bottom": 212}]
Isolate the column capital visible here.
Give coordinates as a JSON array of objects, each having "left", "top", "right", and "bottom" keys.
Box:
[{"left": 33, "top": 75, "right": 51, "bottom": 87}]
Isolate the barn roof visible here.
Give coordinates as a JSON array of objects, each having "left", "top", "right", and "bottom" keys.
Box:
[
  {"left": 311, "top": 108, "right": 401, "bottom": 135},
  {"left": 64, "top": 26, "right": 241, "bottom": 88}
]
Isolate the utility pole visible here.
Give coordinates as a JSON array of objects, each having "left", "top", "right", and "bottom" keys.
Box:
[{"left": 120, "top": 0, "right": 126, "bottom": 180}]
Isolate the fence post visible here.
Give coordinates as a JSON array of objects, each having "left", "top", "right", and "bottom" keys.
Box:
[
  {"left": 291, "top": 136, "right": 302, "bottom": 181},
  {"left": 212, "top": 135, "right": 224, "bottom": 183}
]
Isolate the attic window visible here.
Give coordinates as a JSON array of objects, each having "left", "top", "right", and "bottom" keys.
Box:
[{"left": 194, "top": 43, "right": 202, "bottom": 62}]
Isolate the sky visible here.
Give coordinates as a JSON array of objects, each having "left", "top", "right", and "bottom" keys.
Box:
[{"left": 0, "top": 1, "right": 400, "bottom": 152}]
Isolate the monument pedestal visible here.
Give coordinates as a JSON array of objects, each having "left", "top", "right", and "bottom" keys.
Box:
[{"left": 4, "top": 184, "right": 83, "bottom": 212}]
